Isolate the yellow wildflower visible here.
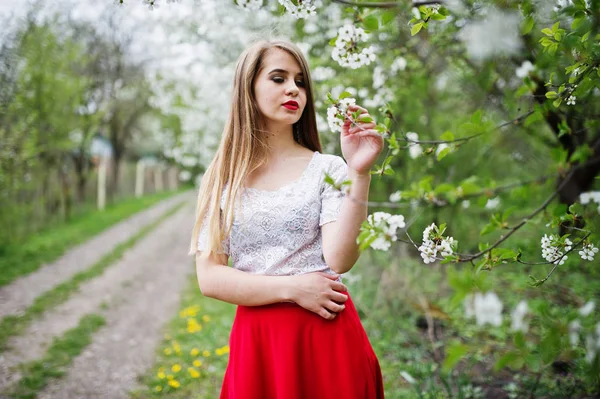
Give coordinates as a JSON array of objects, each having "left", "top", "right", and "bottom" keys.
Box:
[
  {"left": 202, "top": 350, "right": 211, "bottom": 357},
  {"left": 157, "top": 371, "right": 166, "bottom": 379},
  {"left": 154, "top": 386, "right": 162, "bottom": 392},
  {"left": 188, "top": 367, "right": 200, "bottom": 378},
  {"left": 172, "top": 364, "right": 182, "bottom": 373},
  {"left": 216, "top": 345, "right": 231, "bottom": 356},
  {"left": 168, "top": 380, "right": 180, "bottom": 389},
  {"left": 193, "top": 360, "right": 202, "bottom": 368},
  {"left": 179, "top": 305, "right": 201, "bottom": 318},
  {"left": 190, "top": 348, "right": 200, "bottom": 356},
  {"left": 202, "top": 315, "right": 211, "bottom": 322},
  {"left": 167, "top": 374, "right": 174, "bottom": 380},
  {"left": 187, "top": 319, "right": 202, "bottom": 333},
  {"left": 163, "top": 348, "right": 172, "bottom": 355},
  {"left": 158, "top": 367, "right": 165, "bottom": 373}
]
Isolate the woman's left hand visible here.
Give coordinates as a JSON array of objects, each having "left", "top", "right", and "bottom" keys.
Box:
[{"left": 340, "top": 104, "right": 384, "bottom": 175}]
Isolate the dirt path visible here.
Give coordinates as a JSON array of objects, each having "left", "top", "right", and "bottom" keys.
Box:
[
  {"left": 0, "top": 191, "right": 192, "bottom": 320},
  {"left": 0, "top": 197, "right": 198, "bottom": 398}
]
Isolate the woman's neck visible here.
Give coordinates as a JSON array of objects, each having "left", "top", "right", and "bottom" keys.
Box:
[{"left": 263, "top": 123, "right": 301, "bottom": 159}]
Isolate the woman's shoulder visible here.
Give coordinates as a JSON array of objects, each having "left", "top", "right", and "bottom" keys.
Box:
[{"left": 316, "top": 152, "right": 347, "bottom": 171}]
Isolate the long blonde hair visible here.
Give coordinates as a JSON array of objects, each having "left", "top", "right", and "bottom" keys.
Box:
[{"left": 189, "top": 40, "right": 322, "bottom": 256}]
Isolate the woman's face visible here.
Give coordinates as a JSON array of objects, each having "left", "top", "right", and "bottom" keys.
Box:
[{"left": 253, "top": 48, "right": 307, "bottom": 130}]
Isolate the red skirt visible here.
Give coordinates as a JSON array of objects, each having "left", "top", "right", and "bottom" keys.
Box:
[{"left": 220, "top": 293, "right": 384, "bottom": 399}]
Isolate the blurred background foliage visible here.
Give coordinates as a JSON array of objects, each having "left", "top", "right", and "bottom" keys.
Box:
[{"left": 1, "top": 0, "right": 599, "bottom": 397}]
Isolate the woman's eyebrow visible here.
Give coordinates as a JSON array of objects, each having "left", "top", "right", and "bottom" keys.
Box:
[{"left": 268, "top": 68, "right": 304, "bottom": 77}]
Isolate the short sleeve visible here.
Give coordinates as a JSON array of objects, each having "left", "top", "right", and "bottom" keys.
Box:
[
  {"left": 197, "top": 212, "right": 230, "bottom": 256},
  {"left": 319, "top": 155, "right": 348, "bottom": 226}
]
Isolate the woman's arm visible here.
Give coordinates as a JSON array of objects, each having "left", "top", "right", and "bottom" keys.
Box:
[
  {"left": 321, "top": 103, "right": 384, "bottom": 275},
  {"left": 321, "top": 170, "right": 370, "bottom": 274},
  {"left": 196, "top": 252, "right": 348, "bottom": 320}
]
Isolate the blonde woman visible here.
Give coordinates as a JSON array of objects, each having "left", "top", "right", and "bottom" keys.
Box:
[{"left": 191, "top": 39, "right": 385, "bottom": 399}]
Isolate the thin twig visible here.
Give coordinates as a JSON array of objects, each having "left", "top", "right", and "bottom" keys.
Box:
[{"left": 331, "top": 0, "right": 444, "bottom": 7}]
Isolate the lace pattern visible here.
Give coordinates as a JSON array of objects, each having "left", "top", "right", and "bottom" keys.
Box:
[{"left": 197, "top": 152, "right": 348, "bottom": 276}]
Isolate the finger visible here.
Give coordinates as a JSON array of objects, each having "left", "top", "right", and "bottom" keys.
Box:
[
  {"left": 331, "top": 281, "right": 348, "bottom": 292},
  {"left": 347, "top": 104, "right": 368, "bottom": 114},
  {"left": 318, "top": 308, "right": 336, "bottom": 320},
  {"left": 325, "top": 301, "right": 346, "bottom": 313},
  {"left": 349, "top": 122, "right": 376, "bottom": 134},
  {"left": 330, "top": 291, "right": 349, "bottom": 303},
  {"left": 354, "top": 129, "right": 384, "bottom": 139}
]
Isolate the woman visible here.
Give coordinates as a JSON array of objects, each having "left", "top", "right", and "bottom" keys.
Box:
[{"left": 190, "top": 39, "right": 385, "bottom": 399}]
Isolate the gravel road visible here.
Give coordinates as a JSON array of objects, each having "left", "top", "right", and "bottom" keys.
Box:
[{"left": 0, "top": 193, "right": 198, "bottom": 398}]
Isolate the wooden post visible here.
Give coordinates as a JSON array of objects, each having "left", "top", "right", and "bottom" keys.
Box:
[
  {"left": 135, "top": 159, "right": 145, "bottom": 198},
  {"left": 97, "top": 157, "right": 107, "bottom": 210},
  {"left": 154, "top": 165, "right": 163, "bottom": 193}
]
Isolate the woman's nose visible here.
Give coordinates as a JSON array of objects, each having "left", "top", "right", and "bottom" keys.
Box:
[{"left": 286, "top": 83, "right": 299, "bottom": 96}]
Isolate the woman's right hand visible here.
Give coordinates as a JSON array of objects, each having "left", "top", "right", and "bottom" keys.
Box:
[{"left": 287, "top": 272, "right": 348, "bottom": 320}]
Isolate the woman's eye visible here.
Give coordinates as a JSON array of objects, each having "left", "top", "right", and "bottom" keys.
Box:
[
  {"left": 272, "top": 77, "right": 284, "bottom": 83},
  {"left": 295, "top": 80, "right": 305, "bottom": 87}
]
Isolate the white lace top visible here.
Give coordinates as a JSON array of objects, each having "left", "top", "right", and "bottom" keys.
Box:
[{"left": 197, "top": 151, "right": 348, "bottom": 276}]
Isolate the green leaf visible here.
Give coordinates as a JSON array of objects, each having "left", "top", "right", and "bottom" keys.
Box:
[
  {"left": 362, "top": 15, "right": 379, "bottom": 31},
  {"left": 437, "top": 147, "right": 451, "bottom": 161},
  {"left": 480, "top": 223, "right": 497, "bottom": 236},
  {"left": 572, "top": 17, "right": 585, "bottom": 30},
  {"left": 442, "top": 341, "right": 469, "bottom": 372},
  {"left": 440, "top": 131, "right": 454, "bottom": 141},
  {"left": 521, "top": 16, "right": 534, "bottom": 35},
  {"left": 358, "top": 115, "right": 374, "bottom": 123},
  {"left": 430, "top": 13, "right": 446, "bottom": 21},
  {"left": 552, "top": 21, "right": 560, "bottom": 33},
  {"left": 329, "top": 36, "right": 338, "bottom": 46},
  {"left": 524, "top": 111, "right": 543, "bottom": 127},
  {"left": 381, "top": 11, "right": 396, "bottom": 25},
  {"left": 338, "top": 91, "right": 352, "bottom": 100},
  {"left": 411, "top": 22, "right": 424, "bottom": 36},
  {"left": 553, "top": 203, "right": 567, "bottom": 217},
  {"left": 541, "top": 28, "right": 553, "bottom": 36},
  {"left": 494, "top": 351, "right": 524, "bottom": 371},
  {"left": 582, "top": 31, "right": 591, "bottom": 43},
  {"left": 552, "top": 98, "right": 562, "bottom": 107},
  {"left": 545, "top": 91, "right": 558, "bottom": 99},
  {"left": 470, "top": 110, "right": 482, "bottom": 124}
]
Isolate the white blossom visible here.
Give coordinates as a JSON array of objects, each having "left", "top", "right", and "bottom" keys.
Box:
[
  {"left": 510, "top": 300, "right": 529, "bottom": 333},
  {"left": 585, "top": 334, "right": 597, "bottom": 363},
  {"left": 372, "top": 66, "right": 385, "bottom": 89},
  {"left": 236, "top": 0, "right": 262, "bottom": 10},
  {"left": 579, "top": 191, "right": 600, "bottom": 213},
  {"left": 364, "top": 212, "right": 406, "bottom": 251},
  {"left": 406, "top": 132, "right": 423, "bottom": 159},
  {"left": 462, "top": 200, "right": 471, "bottom": 209},
  {"left": 569, "top": 319, "right": 581, "bottom": 347},
  {"left": 389, "top": 191, "right": 402, "bottom": 202},
  {"left": 464, "top": 292, "right": 504, "bottom": 327},
  {"left": 541, "top": 234, "right": 571, "bottom": 265},
  {"left": 515, "top": 60, "right": 534, "bottom": 78},
  {"left": 458, "top": 9, "right": 522, "bottom": 61},
  {"left": 485, "top": 197, "right": 501, "bottom": 210},
  {"left": 391, "top": 57, "right": 407, "bottom": 73},
  {"left": 331, "top": 24, "right": 376, "bottom": 69},
  {"left": 566, "top": 95, "right": 576, "bottom": 105},
  {"left": 278, "top": 0, "right": 316, "bottom": 18},
  {"left": 579, "top": 243, "right": 599, "bottom": 261},
  {"left": 579, "top": 301, "right": 596, "bottom": 317},
  {"left": 418, "top": 223, "right": 456, "bottom": 264},
  {"left": 312, "top": 66, "right": 336, "bottom": 82},
  {"left": 326, "top": 97, "right": 355, "bottom": 133},
  {"left": 400, "top": 371, "right": 417, "bottom": 385}
]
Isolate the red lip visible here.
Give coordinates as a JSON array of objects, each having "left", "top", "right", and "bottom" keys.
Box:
[{"left": 283, "top": 101, "right": 299, "bottom": 110}]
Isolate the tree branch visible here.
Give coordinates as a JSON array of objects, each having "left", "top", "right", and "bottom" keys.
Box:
[{"left": 331, "top": 0, "right": 443, "bottom": 8}]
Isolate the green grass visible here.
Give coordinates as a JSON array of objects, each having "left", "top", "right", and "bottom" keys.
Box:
[
  {"left": 7, "top": 313, "right": 106, "bottom": 399},
  {"left": 0, "top": 201, "right": 187, "bottom": 352},
  {"left": 0, "top": 188, "right": 189, "bottom": 288},
  {"left": 131, "top": 273, "right": 236, "bottom": 399}
]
